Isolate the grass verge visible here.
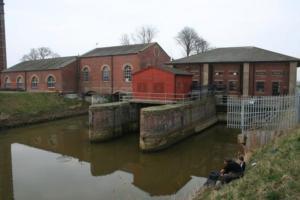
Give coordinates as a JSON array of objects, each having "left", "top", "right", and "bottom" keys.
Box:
[
  {"left": 195, "top": 128, "right": 300, "bottom": 200},
  {"left": 0, "top": 92, "right": 89, "bottom": 123}
]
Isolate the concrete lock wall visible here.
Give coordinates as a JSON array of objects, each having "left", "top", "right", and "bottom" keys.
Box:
[
  {"left": 140, "top": 96, "right": 218, "bottom": 151},
  {"left": 89, "top": 102, "right": 139, "bottom": 142}
]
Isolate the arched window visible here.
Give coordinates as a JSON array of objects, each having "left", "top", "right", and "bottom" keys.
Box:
[
  {"left": 16, "top": 76, "right": 23, "bottom": 89},
  {"left": 4, "top": 77, "right": 10, "bottom": 88},
  {"left": 31, "top": 76, "right": 38, "bottom": 89},
  {"left": 102, "top": 66, "right": 110, "bottom": 81},
  {"left": 47, "top": 76, "right": 55, "bottom": 88},
  {"left": 83, "top": 67, "right": 89, "bottom": 81},
  {"left": 124, "top": 65, "right": 132, "bottom": 82}
]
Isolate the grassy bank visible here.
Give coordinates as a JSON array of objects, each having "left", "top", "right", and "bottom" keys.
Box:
[
  {"left": 196, "top": 128, "right": 300, "bottom": 200},
  {"left": 0, "top": 92, "right": 89, "bottom": 128}
]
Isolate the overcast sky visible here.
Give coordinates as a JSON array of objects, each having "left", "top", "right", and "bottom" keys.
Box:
[{"left": 5, "top": 0, "right": 300, "bottom": 75}]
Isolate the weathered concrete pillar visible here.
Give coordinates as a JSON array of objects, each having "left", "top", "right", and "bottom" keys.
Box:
[
  {"left": 0, "top": 144, "right": 13, "bottom": 200},
  {"left": 203, "top": 63, "right": 209, "bottom": 86},
  {"left": 89, "top": 102, "right": 139, "bottom": 142},
  {"left": 243, "top": 63, "right": 250, "bottom": 96},
  {"left": 140, "top": 96, "right": 218, "bottom": 151},
  {"left": 289, "top": 62, "right": 297, "bottom": 95}
]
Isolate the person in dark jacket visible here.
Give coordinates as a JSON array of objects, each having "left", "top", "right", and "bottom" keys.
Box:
[
  {"left": 238, "top": 156, "right": 246, "bottom": 173},
  {"left": 220, "top": 158, "right": 243, "bottom": 183}
]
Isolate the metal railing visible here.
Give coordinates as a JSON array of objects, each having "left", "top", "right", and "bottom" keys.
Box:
[
  {"left": 119, "top": 91, "right": 211, "bottom": 104},
  {"left": 227, "top": 95, "right": 299, "bottom": 132}
]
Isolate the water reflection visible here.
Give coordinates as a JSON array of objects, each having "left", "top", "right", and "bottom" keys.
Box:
[{"left": 0, "top": 116, "right": 241, "bottom": 200}]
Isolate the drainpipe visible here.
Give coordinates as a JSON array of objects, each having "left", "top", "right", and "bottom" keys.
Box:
[
  {"left": 111, "top": 55, "right": 114, "bottom": 97},
  {"left": 76, "top": 56, "right": 80, "bottom": 95},
  {"left": 24, "top": 71, "right": 27, "bottom": 91}
]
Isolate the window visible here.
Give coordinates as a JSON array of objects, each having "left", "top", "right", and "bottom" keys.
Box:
[
  {"left": 255, "top": 71, "right": 266, "bottom": 76},
  {"left": 271, "top": 71, "right": 285, "bottom": 76},
  {"left": 47, "top": 76, "right": 55, "bottom": 88},
  {"left": 16, "top": 77, "right": 23, "bottom": 89},
  {"left": 256, "top": 82, "right": 265, "bottom": 93},
  {"left": 230, "top": 71, "right": 239, "bottom": 76},
  {"left": 154, "top": 46, "right": 160, "bottom": 57},
  {"left": 102, "top": 66, "right": 110, "bottom": 81},
  {"left": 83, "top": 67, "right": 89, "bottom": 81},
  {"left": 124, "top": 65, "right": 132, "bottom": 82},
  {"left": 4, "top": 77, "right": 10, "bottom": 88},
  {"left": 214, "top": 71, "right": 224, "bottom": 76},
  {"left": 228, "top": 81, "right": 238, "bottom": 91},
  {"left": 31, "top": 76, "right": 38, "bottom": 89}
]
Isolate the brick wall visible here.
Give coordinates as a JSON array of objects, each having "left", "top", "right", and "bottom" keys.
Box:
[
  {"left": 140, "top": 96, "right": 218, "bottom": 151},
  {"left": 211, "top": 63, "right": 242, "bottom": 95},
  {"left": 79, "top": 44, "right": 170, "bottom": 95},
  {"left": 138, "top": 43, "right": 170, "bottom": 68},
  {"left": 249, "top": 62, "right": 289, "bottom": 96},
  {"left": 174, "top": 64, "right": 203, "bottom": 85},
  {"left": 1, "top": 68, "right": 77, "bottom": 93},
  {"left": 89, "top": 102, "right": 140, "bottom": 141}
]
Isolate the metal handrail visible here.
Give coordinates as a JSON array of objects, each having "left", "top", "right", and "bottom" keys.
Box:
[{"left": 119, "top": 92, "right": 208, "bottom": 104}]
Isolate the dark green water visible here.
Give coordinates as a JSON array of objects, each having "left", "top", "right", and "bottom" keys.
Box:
[{"left": 0, "top": 116, "right": 241, "bottom": 200}]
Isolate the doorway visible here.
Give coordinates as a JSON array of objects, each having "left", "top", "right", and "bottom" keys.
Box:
[{"left": 272, "top": 82, "right": 280, "bottom": 96}]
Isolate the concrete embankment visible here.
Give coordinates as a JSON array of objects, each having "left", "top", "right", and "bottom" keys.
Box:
[
  {"left": 89, "top": 96, "right": 218, "bottom": 151},
  {"left": 140, "top": 96, "right": 218, "bottom": 151},
  {"left": 89, "top": 102, "right": 140, "bottom": 142},
  {"left": 0, "top": 92, "right": 89, "bottom": 130}
]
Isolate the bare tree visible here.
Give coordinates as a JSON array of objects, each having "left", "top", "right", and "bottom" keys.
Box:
[
  {"left": 120, "top": 34, "right": 131, "bottom": 45},
  {"left": 21, "top": 49, "right": 39, "bottom": 61},
  {"left": 194, "top": 36, "right": 210, "bottom": 54},
  {"left": 176, "top": 26, "right": 211, "bottom": 56},
  {"left": 133, "top": 26, "right": 157, "bottom": 44},
  {"left": 21, "top": 47, "right": 60, "bottom": 61}
]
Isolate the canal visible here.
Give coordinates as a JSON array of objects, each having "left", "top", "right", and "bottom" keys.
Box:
[{"left": 0, "top": 116, "right": 241, "bottom": 200}]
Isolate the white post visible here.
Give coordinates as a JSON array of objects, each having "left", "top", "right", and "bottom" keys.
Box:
[
  {"left": 203, "top": 64, "right": 209, "bottom": 86},
  {"left": 289, "top": 62, "right": 297, "bottom": 95},
  {"left": 243, "top": 63, "right": 250, "bottom": 96}
]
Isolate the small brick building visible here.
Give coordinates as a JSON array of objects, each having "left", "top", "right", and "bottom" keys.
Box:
[
  {"left": 132, "top": 66, "right": 192, "bottom": 101},
  {"left": 0, "top": 57, "right": 78, "bottom": 93},
  {"left": 169, "top": 47, "right": 300, "bottom": 96}
]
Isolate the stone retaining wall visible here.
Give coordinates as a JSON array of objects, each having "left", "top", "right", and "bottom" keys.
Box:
[
  {"left": 238, "top": 130, "right": 288, "bottom": 152},
  {"left": 140, "top": 96, "right": 218, "bottom": 151},
  {"left": 89, "top": 102, "right": 139, "bottom": 142}
]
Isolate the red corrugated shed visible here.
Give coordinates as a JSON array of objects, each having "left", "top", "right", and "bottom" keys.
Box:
[{"left": 132, "top": 66, "right": 192, "bottom": 102}]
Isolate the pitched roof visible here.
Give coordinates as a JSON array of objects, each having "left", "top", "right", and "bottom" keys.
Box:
[
  {"left": 3, "top": 56, "right": 77, "bottom": 72},
  {"left": 81, "top": 43, "right": 156, "bottom": 57},
  {"left": 170, "top": 46, "right": 300, "bottom": 64},
  {"left": 133, "top": 66, "right": 192, "bottom": 76},
  {"left": 159, "top": 66, "right": 192, "bottom": 75}
]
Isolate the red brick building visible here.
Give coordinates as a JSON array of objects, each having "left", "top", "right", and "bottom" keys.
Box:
[
  {"left": 0, "top": 43, "right": 170, "bottom": 95},
  {"left": 132, "top": 66, "right": 192, "bottom": 101},
  {"left": 0, "top": 57, "right": 78, "bottom": 93},
  {"left": 79, "top": 43, "right": 170, "bottom": 95},
  {"left": 169, "top": 47, "right": 300, "bottom": 96}
]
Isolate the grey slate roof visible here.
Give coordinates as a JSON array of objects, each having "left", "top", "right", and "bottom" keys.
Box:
[
  {"left": 170, "top": 47, "right": 300, "bottom": 64},
  {"left": 159, "top": 66, "right": 192, "bottom": 75},
  {"left": 4, "top": 56, "right": 77, "bottom": 72},
  {"left": 134, "top": 66, "right": 192, "bottom": 76},
  {"left": 81, "top": 43, "right": 155, "bottom": 57}
]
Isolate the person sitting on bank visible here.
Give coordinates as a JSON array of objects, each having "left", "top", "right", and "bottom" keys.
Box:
[
  {"left": 220, "top": 158, "right": 243, "bottom": 184},
  {"left": 238, "top": 156, "right": 246, "bottom": 173}
]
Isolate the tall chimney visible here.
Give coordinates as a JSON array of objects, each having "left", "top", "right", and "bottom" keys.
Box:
[{"left": 0, "top": 0, "right": 6, "bottom": 71}]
